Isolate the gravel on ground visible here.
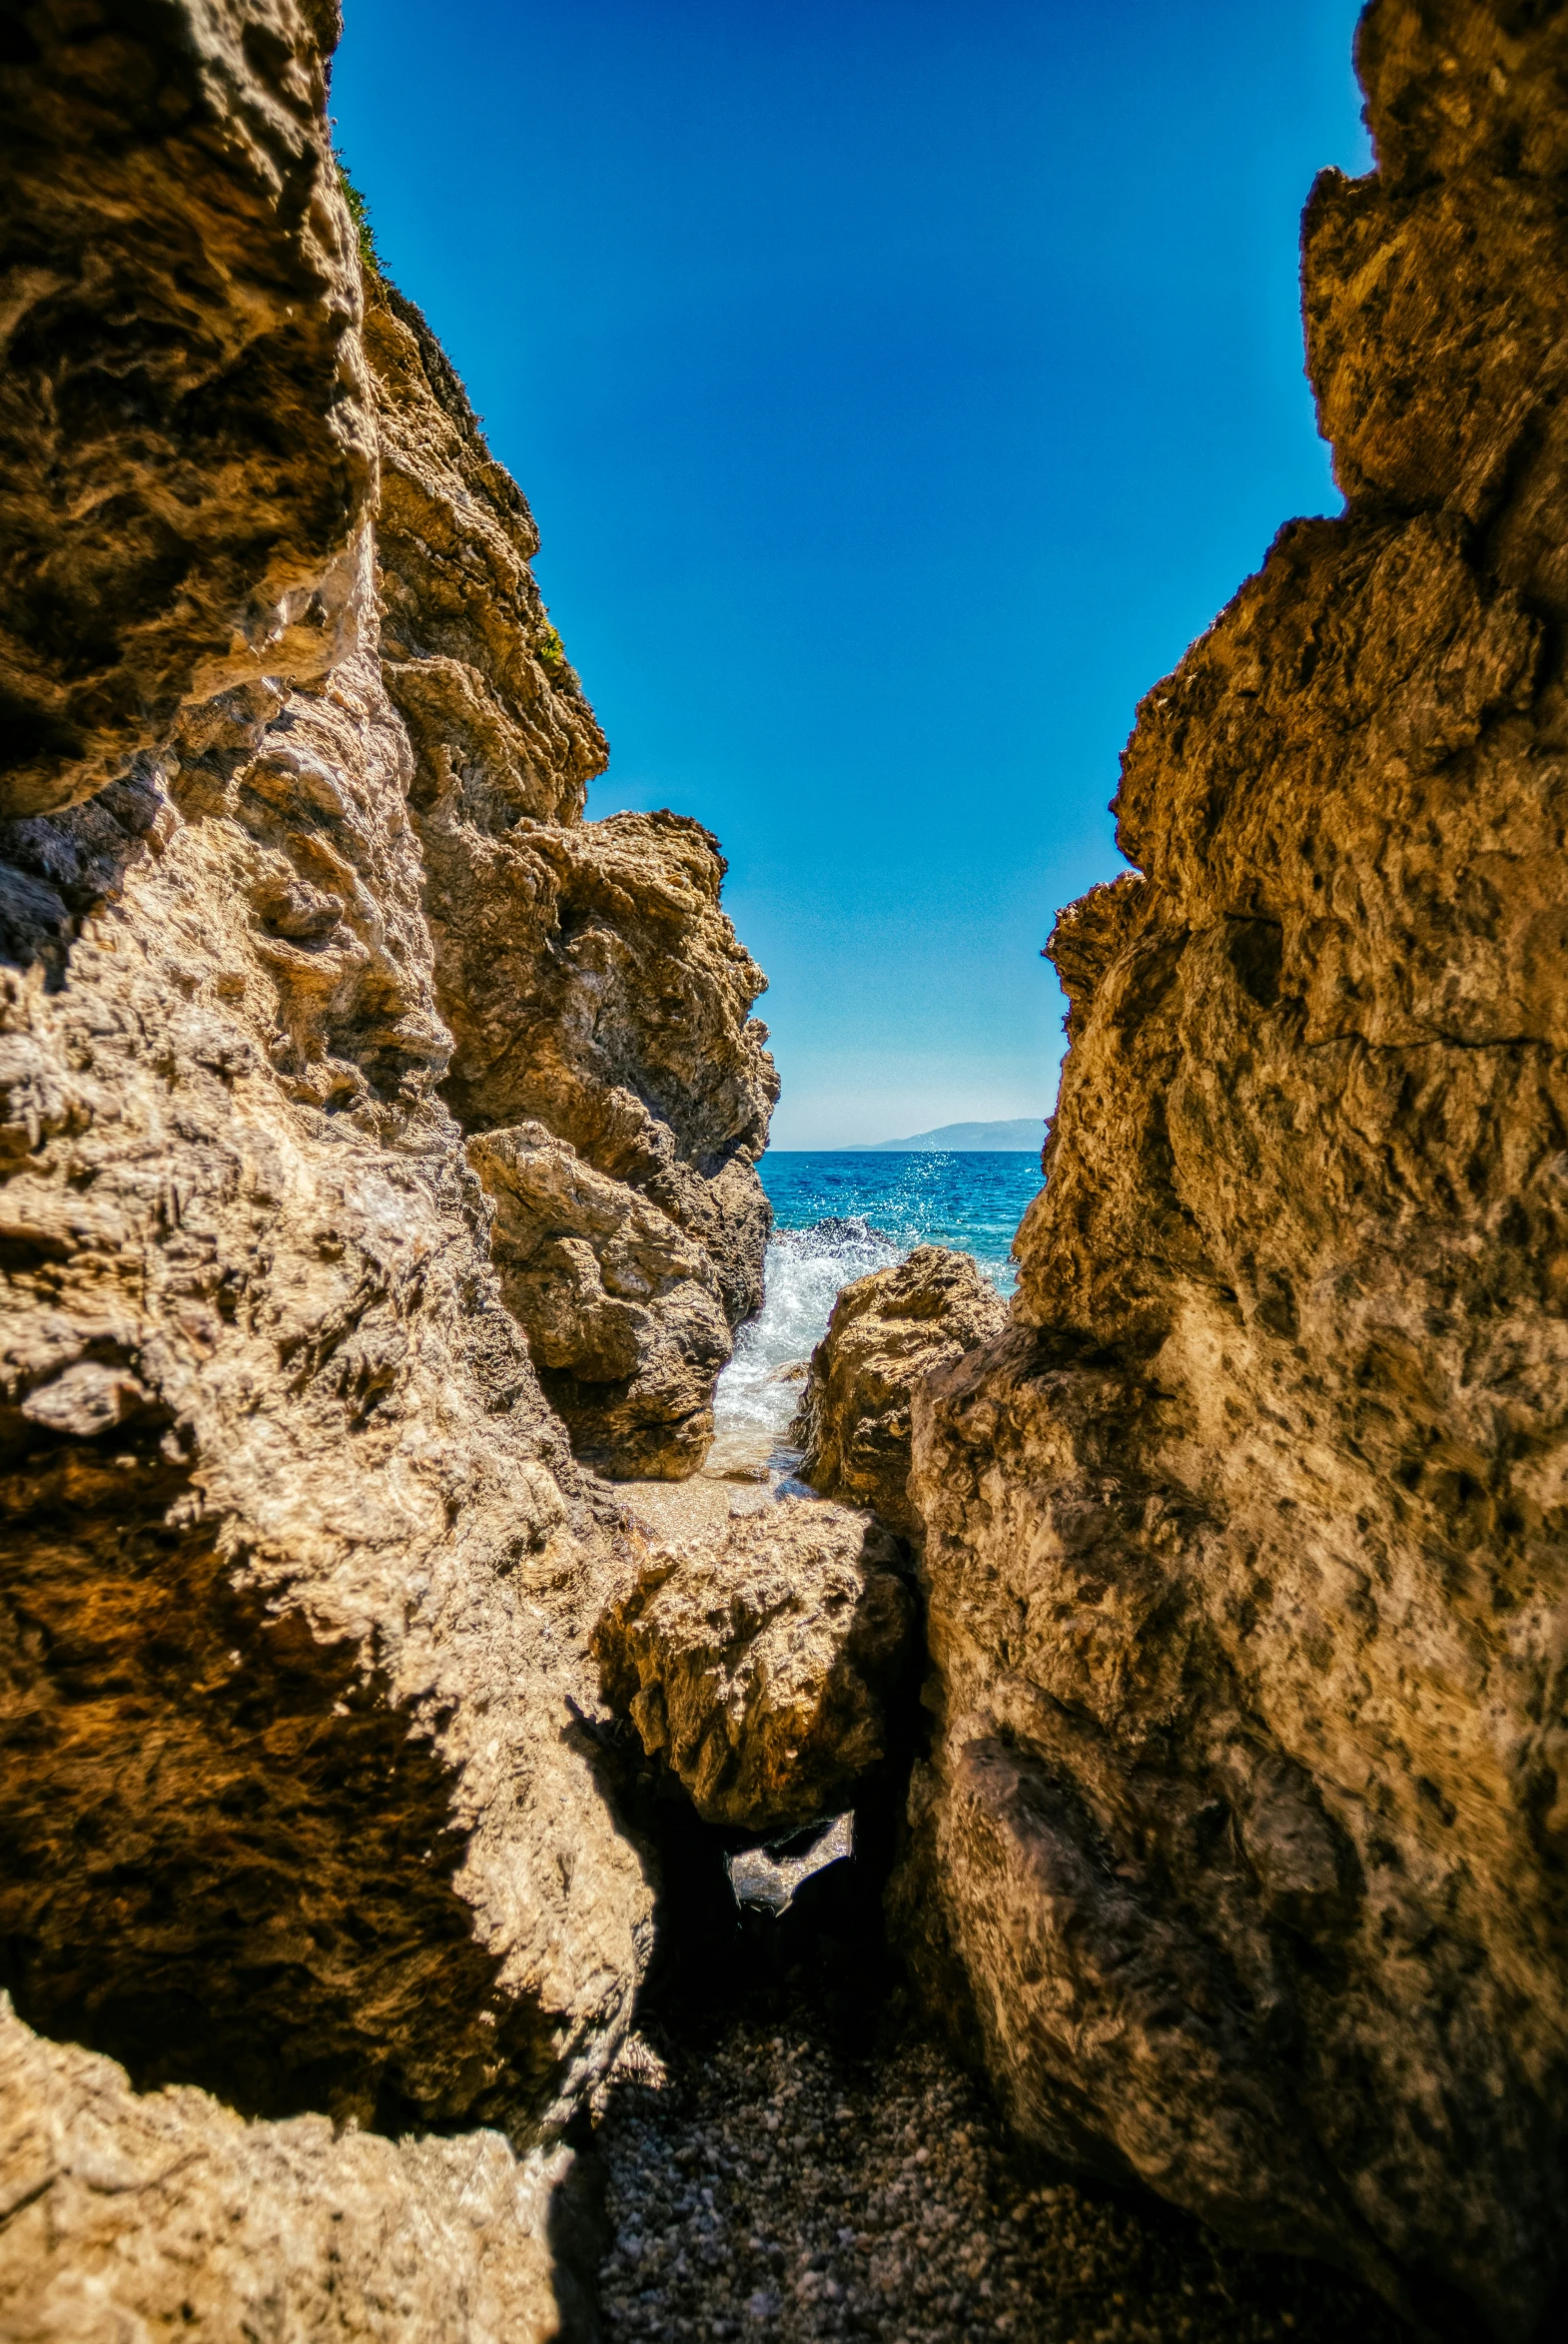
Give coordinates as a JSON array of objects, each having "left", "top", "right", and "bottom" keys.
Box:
[{"left": 592, "top": 1996, "right": 1405, "bottom": 2344}]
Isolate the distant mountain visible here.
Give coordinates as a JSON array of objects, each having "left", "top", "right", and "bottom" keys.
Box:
[{"left": 864, "top": 1119, "right": 1044, "bottom": 1153}]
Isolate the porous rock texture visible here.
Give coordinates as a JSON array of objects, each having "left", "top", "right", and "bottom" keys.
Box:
[
  {"left": 0, "top": 0, "right": 373, "bottom": 821},
  {"left": 471, "top": 1120, "right": 733, "bottom": 1478},
  {"left": 896, "top": 6, "right": 1568, "bottom": 2339},
  {"left": 0, "top": 0, "right": 772, "bottom": 2327},
  {"left": 791, "top": 1244, "right": 1007, "bottom": 1538},
  {"left": 0, "top": 621, "right": 650, "bottom": 2318},
  {"left": 365, "top": 271, "right": 777, "bottom": 1441},
  {"left": 0, "top": 1993, "right": 604, "bottom": 2343},
  {"left": 594, "top": 1499, "right": 916, "bottom": 1830}
]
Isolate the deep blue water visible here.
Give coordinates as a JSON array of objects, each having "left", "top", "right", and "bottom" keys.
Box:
[
  {"left": 710, "top": 1152, "right": 1043, "bottom": 1470},
  {"left": 758, "top": 1150, "right": 1043, "bottom": 1289}
]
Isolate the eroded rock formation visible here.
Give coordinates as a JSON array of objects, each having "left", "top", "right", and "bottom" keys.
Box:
[
  {"left": 895, "top": 6, "right": 1568, "bottom": 2337},
  {"left": 472, "top": 1121, "right": 733, "bottom": 1477},
  {"left": 365, "top": 271, "right": 777, "bottom": 1407},
  {"left": 0, "top": 0, "right": 772, "bottom": 2325},
  {"left": 791, "top": 1244, "right": 1008, "bottom": 1538},
  {"left": 0, "top": 1994, "right": 603, "bottom": 2342},
  {"left": 594, "top": 1501, "right": 916, "bottom": 1831},
  {"left": 0, "top": 629, "right": 652, "bottom": 2153},
  {"left": 0, "top": 0, "right": 373, "bottom": 822}
]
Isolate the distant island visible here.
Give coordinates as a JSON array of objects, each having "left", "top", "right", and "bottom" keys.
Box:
[{"left": 862, "top": 1119, "right": 1044, "bottom": 1153}]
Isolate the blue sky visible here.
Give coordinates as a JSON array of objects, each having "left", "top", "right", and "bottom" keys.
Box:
[{"left": 334, "top": 0, "right": 1371, "bottom": 1149}]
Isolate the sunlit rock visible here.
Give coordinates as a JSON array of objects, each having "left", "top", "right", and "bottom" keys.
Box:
[
  {"left": 792, "top": 1244, "right": 1007, "bottom": 1536},
  {"left": 593, "top": 1499, "right": 916, "bottom": 1830},
  {"left": 471, "top": 1120, "right": 734, "bottom": 1478},
  {"left": 893, "top": 5, "right": 1568, "bottom": 2333}
]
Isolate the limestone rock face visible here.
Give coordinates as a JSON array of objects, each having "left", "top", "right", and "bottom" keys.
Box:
[
  {"left": 366, "top": 280, "right": 605, "bottom": 834},
  {"left": 0, "top": 1994, "right": 603, "bottom": 2343},
  {"left": 0, "top": 0, "right": 374, "bottom": 820},
  {"left": 792, "top": 1245, "right": 1008, "bottom": 1537},
  {"left": 594, "top": 1501, "right": 916, "bottom": 1830},
  {"left": 899, "top": 7, "right": 1568, "bottom": 2337},
  {"left": 363, "top": 274, "right": 776, "bottom": 1423},
  {"left": 0, "top": 637, "right": 650, "bottom": 2146},
  {"left": 471, "top": 1121, "right": 733, "bottom": 1478},
  {"left": 427, "top": 804, "right": 776, "bottom": 1333},
  {"left": 0, "top": 0, "right": 773, "bottom": 2324}
]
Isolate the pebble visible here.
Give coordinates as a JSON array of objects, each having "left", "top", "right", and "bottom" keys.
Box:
[{"left": 593, "top": 1999, "right": 1405, "bottom": 2344}]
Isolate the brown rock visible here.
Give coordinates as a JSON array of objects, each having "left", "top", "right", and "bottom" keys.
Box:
[
  {"left": 366, "top": 277, "right": 606, "bottom": 832},
  {"left": 897, "top": 6, "right": 1568, "bottom": 2336},
  {"left": 0, "top": 638, "right": 651, "bottom": 2145},
  {"left": 364, "top": 270, "right": 776, "bottom": 1393},
  {"left": 0, "top": 0, "right": 375, "bottom": 819},
  {"left": 471, "top": 1121, "right": 733, "bottom": 1478},
  {"left": 594, "top": 1500, "right": 916, "bottom": 1830},
  {"left": 0, "top": 1994, "right": 601, "bottom": 2341},
  {"left": 0, "top": 0, "right": 782, "bottom": 2296},
  {"left": 791, "top": 1245, "right": 1007, "bottom": 1537},
  {"left": 424, "top": 805, "right": 777, "bottom": 1333}
]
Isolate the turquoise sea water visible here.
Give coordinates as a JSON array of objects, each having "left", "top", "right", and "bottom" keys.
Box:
[
  {"left": 710, "top": 1151, "right": 1044, "bottom": 1472},
  {"left": 759, "top": 1150, "right": 1043, "bottom": 1287}
]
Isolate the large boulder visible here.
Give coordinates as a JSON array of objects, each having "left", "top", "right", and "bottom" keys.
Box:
[
  {"left": 471, "top": 1121, "right": 733, "bottom": 1478},
  {"left": 0, "top": 1994, "right": 604, "bottom": 2341},
  {"left": 896, "top": 6, "right": 1568, "bottom": 2337},
  {"left": 593, "top": 1499, "right": 916, "bottom": 1831},
  {"left": 791, "top": 1245, "right": 1007, "bottom": 1537}
]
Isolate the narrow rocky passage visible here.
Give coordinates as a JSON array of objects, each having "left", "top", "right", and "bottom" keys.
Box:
[
  {"left": 586, "top": 1776, "right": 1404, "bottom": 2344},
  {"left": 596, "top": 1444, "right": 1405, "bottom": 2344},
  {"left": 593, "top": 1981, "right": 1404, "bottom": 2344}
]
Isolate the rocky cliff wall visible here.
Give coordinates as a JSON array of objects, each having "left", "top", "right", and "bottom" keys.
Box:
[
  {"left": 0, "top": 0, "right": 373, "bottom": 822},
  {"left": 365, "top": 273, "right": 777, "bottom": 1468},
  {"left": 898, "top": 5, "right": 1568, "bottom": 2338},
  {"left": 0, "top": 1, "right": 772, "bottom": 2327}
]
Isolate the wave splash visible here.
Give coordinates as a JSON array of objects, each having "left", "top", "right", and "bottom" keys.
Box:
[
  {"left": 706, "top": 1153, "right": 1044, "bottom": 1480},
  {"left": 707, "top": 1217, "right": 905, "bottom": 1477}
]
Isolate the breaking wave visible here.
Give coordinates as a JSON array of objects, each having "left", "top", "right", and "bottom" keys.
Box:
[{"left": 707, "top": 1151, "right": 1044, "bottom": 1476}]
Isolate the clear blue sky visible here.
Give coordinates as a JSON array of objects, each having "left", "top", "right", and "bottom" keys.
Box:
[{"left": 333, "top": 0, "right": 1370, "bottom": 1149}]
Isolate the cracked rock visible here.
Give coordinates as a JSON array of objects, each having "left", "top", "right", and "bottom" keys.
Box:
[{"left": 594, "top": 1500, "right": 917, "bottom": 1830}]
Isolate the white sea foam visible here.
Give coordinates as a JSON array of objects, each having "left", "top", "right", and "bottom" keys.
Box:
[
  {"left": 706, "top": 1157, "right": 1040, "bottom": 1481},
  {"left": 707, "top": 1215, "right": 916, "bottom": 1476}
]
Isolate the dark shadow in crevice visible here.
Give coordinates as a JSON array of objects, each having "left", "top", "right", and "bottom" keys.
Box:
[
  {"left": 0, "top": 1393, "right": 555, "bottom": 2141},
  {"left": 0, "top": 762, "right": 165, "bottom": 987},
  {"left": 545, "top": 2103, "right": 616, "bottom": 2344},
  {"left": 580, "top": 1555, "right": 929, "bottom": 2065}
]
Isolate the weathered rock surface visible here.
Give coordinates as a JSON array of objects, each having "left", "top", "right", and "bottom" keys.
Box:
[
  {"left": 896, "top": 6, "right": 1568, "bottom": 2337},
  {"left": 0, "top": 0, "right": 374, "bottom": 821},
  {"left": 366, "top": 278, "right": 605, "bottom": 835},
  {"left": 0, "top": 635, "right": 652, "bottom": 2145},
  {"left": 791, "top": 1244, "right": 1008, "bottom": 1537},
  {"left": 594, "top": 1500, "right": 916, "bottom": 1830},
  {"left": 0, "top": 1993, "right": 603, "bottom": 2341},
  {"left": 472, "top": 1120, "right": 733, "bottom": 1477},
  {"left": 365, "top": 272, "right": 777, "bottom": 1378},
  {"left": 0, "top": 0, "right": 774, "bottom": 2323}
]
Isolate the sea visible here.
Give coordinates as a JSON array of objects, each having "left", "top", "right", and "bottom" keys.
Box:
[{"left": 708, "top": 1150, "right": 1044, "bottom": 1476}]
